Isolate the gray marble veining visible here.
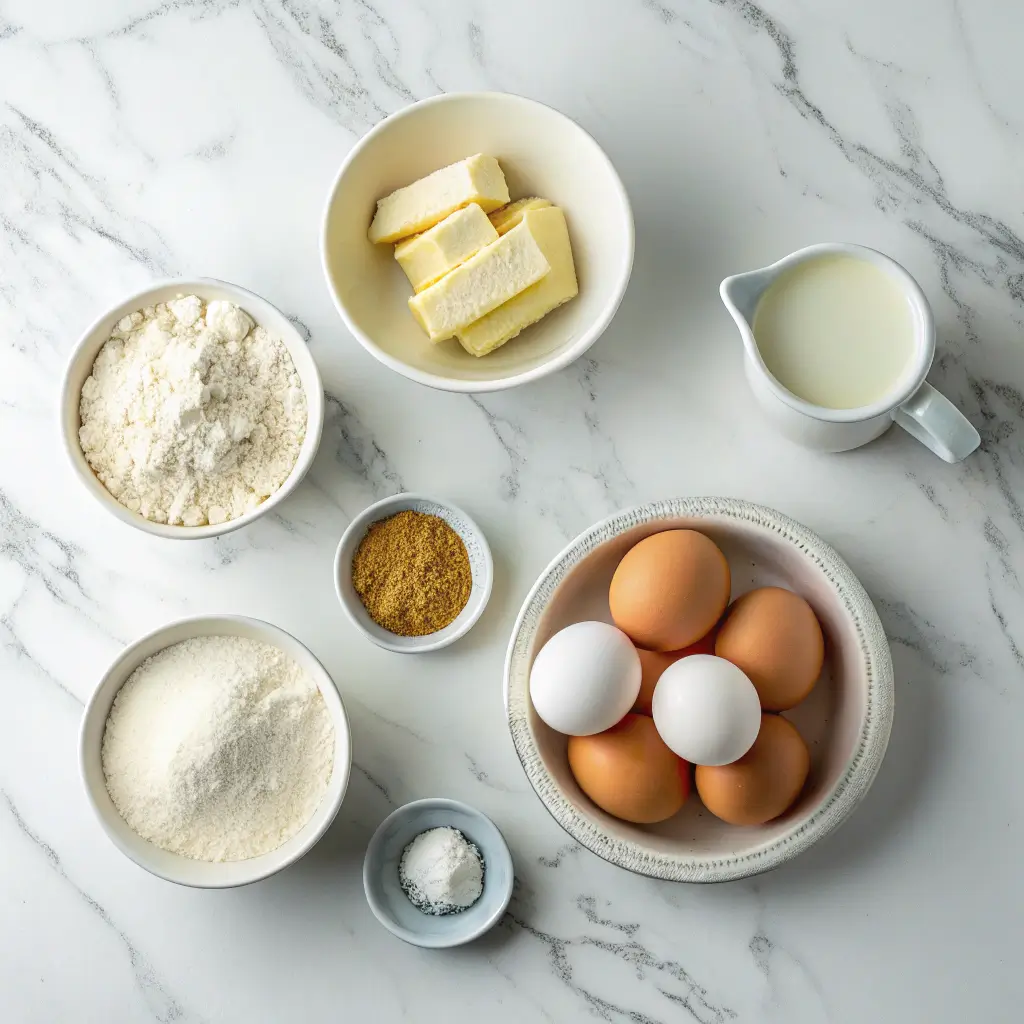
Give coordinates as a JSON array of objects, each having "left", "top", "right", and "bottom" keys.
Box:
[{"left": 2, "top": 1, "right": 1022, "bottom": 1020}]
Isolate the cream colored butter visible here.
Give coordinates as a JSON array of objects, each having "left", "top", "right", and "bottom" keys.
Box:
[
  {"left": 408, "top": 218, "right": 552, "bottom": 342},
  {"left": 368, "top": 155, "right": 509, "bottom": 244},
  {"left": 458, "top": 207, "right": 578, "bottom": 357},
  {"left": 488, "top": 197, "right": 553, "bottom": 236},
  {"left": 394, "top": 204, "right": 499, "bottom": 292}
]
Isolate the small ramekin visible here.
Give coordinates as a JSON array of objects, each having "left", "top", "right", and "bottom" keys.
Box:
[
  {"left": 362, "top": 798, "right": 514, "bottom": 947},
  {"left": 334, "top": 493, "right": 493, "bottom": 653}
]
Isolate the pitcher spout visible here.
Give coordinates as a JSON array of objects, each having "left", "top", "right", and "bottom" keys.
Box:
[{"left": 719, "top": 265, "right": 776, "bottom": 332}]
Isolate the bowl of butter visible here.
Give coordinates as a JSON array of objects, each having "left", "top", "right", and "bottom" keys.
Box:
[{"left": 321, "top": 92, "right": 634, "bottom": 393}]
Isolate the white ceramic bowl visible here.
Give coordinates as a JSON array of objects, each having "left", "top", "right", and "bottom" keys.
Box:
[
  {"left": 79, "top": 615, "right": 352, "bottom": 888},
  {"left": 60, "top": 278, "right": 325, "bottom": 539},
  {"left": 334, "top": 493, "right": 493, "bottom": 653},
  {"left": 505, "top": 497, "right": 894, "bottom": 883},
  {"left": 362, "top": 798, "right": 514, "bottom": 948},
  {"left": 321, "top": 91, "right": 634, "bottom": 393}
]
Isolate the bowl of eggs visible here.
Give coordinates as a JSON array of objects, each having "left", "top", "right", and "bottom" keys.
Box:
[{"left": 504, "top": 496, "right": 894, "bottom": 882}]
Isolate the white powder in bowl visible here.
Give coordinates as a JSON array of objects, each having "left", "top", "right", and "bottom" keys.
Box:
[
  {"left": 101, "top": 635, "right": 335, "bottom": 862},
  {"left": 79, "top": 296, "right": 307, "bottom": 527},
  {"left": 399, "top": 826, "right": 484, "bottom": 915}
]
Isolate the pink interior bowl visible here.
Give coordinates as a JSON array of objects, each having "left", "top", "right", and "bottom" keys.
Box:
[{"left": 503, "top": 497, "right": 894, "bottom": 882}]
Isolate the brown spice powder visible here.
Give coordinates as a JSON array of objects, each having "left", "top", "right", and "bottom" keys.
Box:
[{"left": 351, "top": 510, "right": 472, "bottom": 636}]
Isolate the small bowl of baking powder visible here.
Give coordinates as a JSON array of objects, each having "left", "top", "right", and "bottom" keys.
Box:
[
  {"left": 363, "top": 798, "right": 514, "bottom": 947},
  {"left": 80, "top": 614, "right": 352, "bottom": 887},
  {"left": 60, "top": 279, "right": 325, "bottom": 539}
]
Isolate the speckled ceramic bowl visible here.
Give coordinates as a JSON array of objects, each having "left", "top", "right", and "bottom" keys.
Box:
[
  {"left": 504, "top": 497, "right": 894, "bottom": 883},
  {"left": 334, "top": 493, "right": 493, "bottom": 653}
]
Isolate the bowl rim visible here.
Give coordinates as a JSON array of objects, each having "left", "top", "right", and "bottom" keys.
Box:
[
  {"left": 78, "top": 614, "right": 352, "bottom": 888},
  {"left": 504, "top": 496, "right": 895, "bottom": 883},
  {"left": 59, "top": 277, "right": 325, "bottom": 540},
  {"left": 361, "top": 797, "right": 514, "bottom": 947},
  {"left": 319, "top": 90, "right": 635, "bottom": 394},
  {"left": 333, "top": 492, "right": 494, "bottom": 653}
]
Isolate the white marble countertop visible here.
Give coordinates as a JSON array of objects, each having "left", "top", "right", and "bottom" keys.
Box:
[{"left": 2, "top": 1, "right": 1022, "bottom": 1020}]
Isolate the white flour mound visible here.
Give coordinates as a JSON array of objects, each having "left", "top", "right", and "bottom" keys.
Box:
[
  {"left": 101, "top": 635, "right": 335, "bottom": 862},
  {"left": 79, "top": 296, "right": 307, "bottom": 526}
]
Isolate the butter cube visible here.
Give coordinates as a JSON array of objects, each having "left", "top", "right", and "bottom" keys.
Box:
[
  {"left": 458, "top": 207, "right": 578, "bottom": 357},
  {"left": 408, "top": 218, "right": 551, "bottom": 342},
  {"left": 368, "top": 155, "right": 509, "bottom": 244},
  {"left": 489, "top": 197, "right": 553, "bottom": 236},
  {"left": 394, "top": 204, "right": 499, "bottom": 292}
]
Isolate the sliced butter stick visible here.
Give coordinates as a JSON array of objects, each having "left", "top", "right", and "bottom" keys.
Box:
[
  {"left": 395, "top": 204, "right": 499, "bottom": 293},
  {"left": 489, "top": 197, "right": 553, "bottom": 236},
  {"left": 368, "top": 155, "right": 509, "bottom": 244},
  {"left": 409, "top": 218, "right": 551, "bottom": 342},
  {"left": 458, "top": 207, "right": 578, "bottom": 357}
]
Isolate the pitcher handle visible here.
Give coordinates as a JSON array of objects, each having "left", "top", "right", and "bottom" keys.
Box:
[{"left": 891, "top": 381, "right": 980, "bottom": 463}]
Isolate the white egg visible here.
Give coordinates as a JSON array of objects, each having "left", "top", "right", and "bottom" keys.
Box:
[
  {"left": 651, "top": 654, "right": 761, "bottom": 766},
  {"left": 529, "top": 621, "right": 641, "bottom": 736}
]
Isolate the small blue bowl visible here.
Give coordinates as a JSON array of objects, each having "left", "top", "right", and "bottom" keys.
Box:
[{"left": 363, "top": 798, "right": 514, "bottom": 947}]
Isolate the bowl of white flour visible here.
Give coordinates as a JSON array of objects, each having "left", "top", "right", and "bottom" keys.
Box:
[
  {"left": 79, "top": 615, "right": 351, "bottom": 887},
  {"left": 60, "top": 279, "right": 324, "bottom": 538}
]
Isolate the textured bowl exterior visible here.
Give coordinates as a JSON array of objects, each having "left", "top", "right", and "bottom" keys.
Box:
[
  {"left": 504, "top": 497, "right": 894, "bottom": 882},
  {"left": 334, "top": 493, "right": 493, "bottom": 653}
]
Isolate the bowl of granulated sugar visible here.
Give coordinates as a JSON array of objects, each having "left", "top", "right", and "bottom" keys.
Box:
[{"left": 79, "top": 615, "right": 351, "bottom": 887}]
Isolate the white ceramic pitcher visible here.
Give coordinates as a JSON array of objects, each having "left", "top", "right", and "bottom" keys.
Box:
[{"left": 720, "top": 243, "right": 980, "bottom": 462}]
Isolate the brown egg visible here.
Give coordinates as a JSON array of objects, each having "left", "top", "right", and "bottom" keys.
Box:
[
  {"left": 715, "top": 587, "right": 824, "bottom": 710},
  {"left": 632, "top": 631, "right": 718, "bottom": 715},
  {"left": 609, "top": 530, "right": 730, "bottom": 652},
  {"left": 568, "top": 714, "right": 690, "bottom": 824},
  {"left": 695, "top": 714, "right": 809, "bottom": 825},
  {"left": 632, "top": 649, "right": 680, "bottom": 715}
]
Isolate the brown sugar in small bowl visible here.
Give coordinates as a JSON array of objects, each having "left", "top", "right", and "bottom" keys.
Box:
[{"left": 334, "top": 493, "right": 493, "bottom": 653}]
